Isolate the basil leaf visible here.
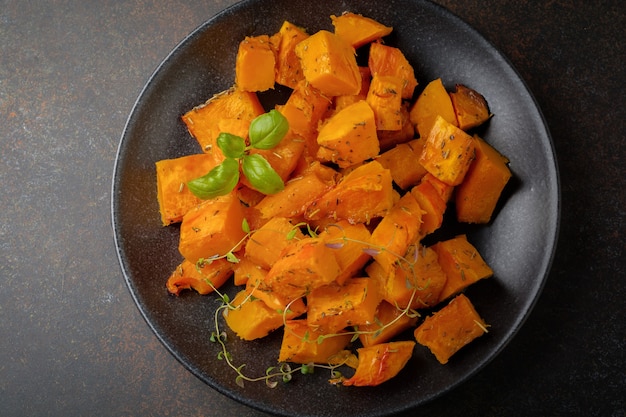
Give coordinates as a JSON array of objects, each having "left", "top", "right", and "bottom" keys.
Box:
[
  {"left": 248, "top": 109, "right": 289, "bottom": 150},
  {"left": 241, "top": 154, "right": 284, "bottom": 195},
  {"left": 216, "top": 133, "right": 246, "bottom": 159},
  {"left": 187, "top": 158, "right": 240, "bottom": 199}
]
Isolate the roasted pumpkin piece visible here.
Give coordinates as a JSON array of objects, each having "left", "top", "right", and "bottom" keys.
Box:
[
  {"left": 166, "top": 258, "right": 233, "bottom": 296},
  {"left": 420, "top": 172, "right": 454, "bottom": 203},
  {"left": 370, "top": 245, "right": 447, "bottom": 310},
  {"left": 376, "top": 138, "right": 427, "bottom": 190},
  {"left": 155, "top": 153, "right": 220, "bottom": 225},
  {"left": 377, "top": 102, "right": 415, "bottom": 151},
  {"left": 182, "top": 88, "right": 265, "bottom": 158},
  {"left": 414, "top": 294, "right": 488, "bottom": 364},
  {"left": 307, "top": 277, "right": 383, "bottom": 334},
  {"left": 232, "top": 256, "right": 266, "bottom": 286},
  {"left": 178, "top": 192, "right": 247, "bottom": 263},
  {"left": 318, "top": 220, "right": 372, "bottom": 285},
  {"left": 455, "top": 135, "right": 512, "bottom": 224},
  {"left": 342, "top": 341, "right": 415, "bottom": 386},
  {"left": 432, "top": 234, "right": 493, "bottom": 302},
  {"left": 419, "top": 115, "right": 476, "bottom": 186},
  {"left": 278, "top": 319, "right": 352, "bottom": 364},
  {"left": 274, "top": 21, "right": 309, "bottom": 89},
  {"left": 449, "top": 84, "right": 491, "bottom": 131},
  {"left": 305, "top": 160, "right": 395, "bottom": 224},
  {"left": 224, "top": 289, "right": 305, "bottom": 341},
  {"left": 263, "top": 237, "right": 342, "bottom": 301},
  {"left": 279, "top": 80, "right": 332, "bottom": 144},
  {"left": 410, "top": 179, "right": 447, "bottom": 239},
  {"left": 409, "top": 78, "right": 458, "bottom": 139},
  {"left": 334, "top": 66, "right": 371, "bottom": 113},
  {"left": 244, "top": 217, "right": 305, "bottom": 270},
  {"left": 316, "top": 100, "right": 380, "bottom": 168},
  {"left": 368, "top": 42, "right": 418, "bottom": 99},
  {"left": 370, "top": 191, "right": 423, "bottom": 275},
  {"left": 235, "top": 35, "right": 277, "bottom": 92},
  {"left": 366, "top": 74, "right": 404, "bottom": 131},
  {"left": 331, "top": 12, "right": 393, "bottom": 49},
  {"left": 255, "top": 162, "right": 338, "bottom": 219},
  {"left": 254, "top": 162, "right": 338, "bottom": 220},
  {"left": 359, "top": 301, "right": 418, "bottom": 347},
  {"left": 295, "top": 30, "right": 362, "bottom": 96}
]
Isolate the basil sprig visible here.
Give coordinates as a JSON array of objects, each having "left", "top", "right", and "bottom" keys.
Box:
[{"left": 187, "top": 110, "right": 288, "bottom": 199}]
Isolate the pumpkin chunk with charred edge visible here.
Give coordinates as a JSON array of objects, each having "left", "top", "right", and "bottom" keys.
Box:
[
  {"left": 166, "top": 258, "right": 233, "bottom": 296},
  {"left": 342, "top": 340, "right": 415, "bottom": 386}
]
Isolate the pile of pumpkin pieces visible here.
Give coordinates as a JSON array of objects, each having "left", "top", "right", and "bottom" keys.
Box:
[{"left": 155, "top": 12, "right": 512, "bottom": 386}]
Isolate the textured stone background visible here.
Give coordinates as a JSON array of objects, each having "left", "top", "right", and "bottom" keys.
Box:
[{"left": 1, "top": 1, "right": 624, "bottom": 416}]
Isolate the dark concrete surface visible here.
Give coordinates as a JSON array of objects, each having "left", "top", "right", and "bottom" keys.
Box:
[{"left": 1, "top": 1, "right": 624, "bottom": 416}]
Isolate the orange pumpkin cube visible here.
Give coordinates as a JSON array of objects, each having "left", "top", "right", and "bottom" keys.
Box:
[
  {"left": 419, "top": 115, "right": 476, "bottom": 186},
  {"left": 181, "top": 88, "right": 264, "bottom": 159},
  {"left": 307, "top": 277, "right": 383, "bottom": 334},
  {"left": 368, "top": 42, "right": 418, "bottom": 99},
  {"left": 334, "top": 67, "right": 372, "bottom": 113},
  {"left": 366, "top": 74, "right": 404, "bottom": 131},
  {"left": 244, "top": 217, "right": 304, "bottom": 270},
  {"left": 254, "top": 162, "right": 338, "bottom": 221},
  {"left": 178, "top": 192, "right": 247, "bottom": 263},
  {"left": 155, "top": 153, "right": 220, "bottom": 225},
  {"left": 279, "top": 80, "right": 332, "bottom": 142},
  {"left": 370, "top": 245, "right": 447, "bottom": 309},
  {"left": 331, "top": 12, "right": 393, "bottom": 49},
  {"left": 263, "top": 237, "right": 342, "bottom": 301},
  {"left": 278, "top": 319, "right": 352, "bottom": 364},
  {"left": 305, "top": 160, "right": 394, "bottom": 224},
  {"left": 235, "top": 35, "right": 277, "bottom": 92},
  {"left": 370, "top": 191, "right": 423, "bottom": 274},
  {"left": 410, "top": 179, "right": 447, "bottom": 239},
  {"left": 224, "top": 289, "right": 305, "bottom": 341},
  {"left": 414, "top": 294, "right": 488, "bottom": 364},
  {"left": 318, "top": 220, "right": 372, "bottom": 285},
  {"left": 376, "top": 138, "right": 427, "bottom": 190},
  {"left": 359, "top": 301, "right": 418, "bottom": 347},
  {"left": 409, "top": 78, "right": 458, "bottom": 139},
  {"left": 316, "top": 100, "right": 380, "bottom": 168},
  {"left": 432, "top": 234, "right": 493, "bottom": 302},
  {"left": 274, "top": 21, "right": 309, "bottom": 89},
  {"left": 295, "top": 30, "right": 362, "bottom": 96},
  {"left": 455, "top": 136, "right": 512, "bottom": 223}
]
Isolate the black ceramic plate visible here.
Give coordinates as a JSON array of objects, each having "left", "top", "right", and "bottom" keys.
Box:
[{"left": 112, "top": 0, "right": 559, "bottom": 416}]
